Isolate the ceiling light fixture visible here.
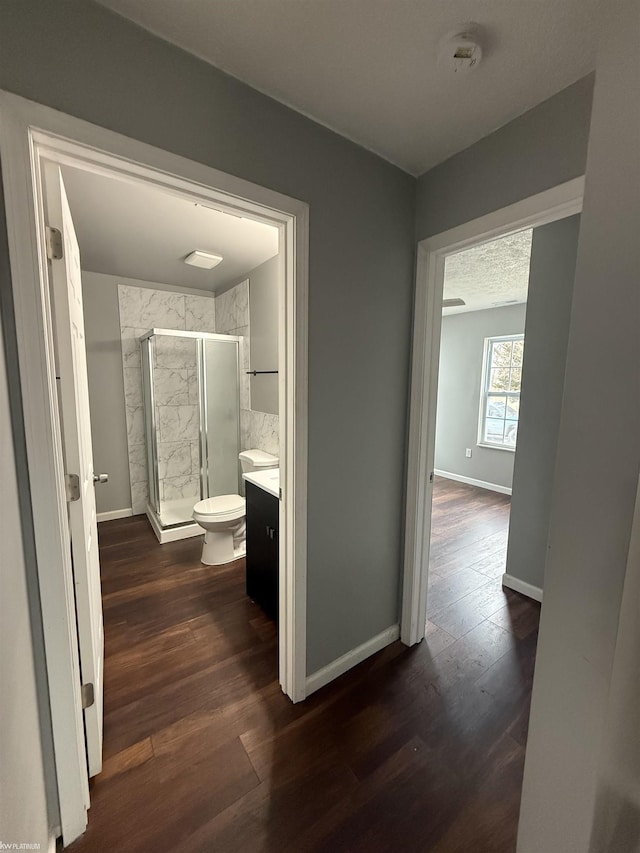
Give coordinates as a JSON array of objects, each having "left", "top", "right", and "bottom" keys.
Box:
[
  {"left": 184, "top": 250, "right": 223, "bottom": 270},
  {"left": 443, "top": 297, "right": 466, "bottom": 307}
]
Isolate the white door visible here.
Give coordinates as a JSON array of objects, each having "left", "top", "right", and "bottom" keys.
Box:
[{"left": 44, "top": 164, "right": 104, "bottom": 777}]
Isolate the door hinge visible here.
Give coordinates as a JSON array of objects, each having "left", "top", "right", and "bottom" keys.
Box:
[
  {"left": 429, "top": 471, "right": 434, "bottom": 483},
  {"left": 46, "top": 226, "right": 63, "bottom": 260},
  {"left": 81, "top": 682, "right": 95, "bottom": 710},
  {"left": 65, "top": 473, "right": 80, "bottom": 502}
]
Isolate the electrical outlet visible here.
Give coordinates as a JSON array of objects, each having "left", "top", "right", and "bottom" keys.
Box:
[{"left": 465, "top": 448, "right": 472, "bottom": 458}]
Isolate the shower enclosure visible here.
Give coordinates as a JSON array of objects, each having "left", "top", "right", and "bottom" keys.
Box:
[{"left": 140, "top": 329, "right": 242, "bottom": 540}]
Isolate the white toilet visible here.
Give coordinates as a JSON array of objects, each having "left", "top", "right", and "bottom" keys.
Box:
[{"left": 193, "top": 449, "right": 279, "bottom": 565}]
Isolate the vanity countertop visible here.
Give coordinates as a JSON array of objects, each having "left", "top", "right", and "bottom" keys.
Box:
[{"left": 243, "top": 468, "right": 280, "bottom": 499}]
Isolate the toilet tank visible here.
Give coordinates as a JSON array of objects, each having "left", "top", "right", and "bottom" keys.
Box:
[{"left": 239, "top": 449, "right": 279, "bottom": 474}]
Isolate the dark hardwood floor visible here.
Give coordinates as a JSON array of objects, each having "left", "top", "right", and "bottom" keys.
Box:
[{"left": 71, "top": 477, "right": 539, "bottom": 852}]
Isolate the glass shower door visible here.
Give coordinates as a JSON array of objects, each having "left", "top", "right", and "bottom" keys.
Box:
[
  {"left": 140, "top": 330, "right": 242, "bottom": 531},
  {"left": 152, "top": 332, "right": 201, "bottom": 526},
  {"left": 202, "top": 337, "right": 241, "bottom": 498}
]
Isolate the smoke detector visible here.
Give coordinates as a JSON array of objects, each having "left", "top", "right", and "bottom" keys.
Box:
[{"left": 439, "top": 28, "right": 483, "bottom": 74}]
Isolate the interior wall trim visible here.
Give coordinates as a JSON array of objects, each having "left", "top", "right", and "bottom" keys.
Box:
[
  {"left": 434, "top": 469, "right": 512, "bottom": 496},
  {"left": 306, "top": 624, "right": 400, "bottom": 697},
  {"left": 502, "top": 572, "right": 543, "bottom": 602}
]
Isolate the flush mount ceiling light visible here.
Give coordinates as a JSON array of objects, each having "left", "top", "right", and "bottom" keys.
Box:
[
  {"left": 438, "top": 26, "right": 483, "bottom": 74},
  {"left": 443, "top": 297, "right": 466, "bottom": 307},
  {"left": 184, "top": 250, "right": 224, "bottom": 269}
]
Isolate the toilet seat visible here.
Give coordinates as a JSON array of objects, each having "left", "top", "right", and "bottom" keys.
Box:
[{"left": 193, "top": 494, "right": 245, "bottom": 523}]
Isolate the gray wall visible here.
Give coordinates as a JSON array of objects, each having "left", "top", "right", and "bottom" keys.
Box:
[
  {"left": 517, "top": 4, "right": 640, "bottom": 850},
  {"left": 416, "top": 74, "right": 594, "bottom": 239},
  {"left": 0, "top": 0, "right": 415, "bottom": 676},
  {"left": 0, "top": 7, "right": 608, "bottom": 842},
  {"left": 0, "top": 324, "right": 51, "bottom": 848},
  {"left": 435, "top": 304, "right": 526, "bottom": 490},
  {"left": 249, "top": 255, "right": 280, "bottom": 416},
  {"left": 589, "top": 480, "right": 640, "bottom": 853},
  {"left": 505, "top": 215, "right": 580, "bottom": 591}
]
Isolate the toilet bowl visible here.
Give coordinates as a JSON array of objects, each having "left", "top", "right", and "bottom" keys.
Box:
[
  {"left": 193, "top": 449, "right": 278, "bottom": 565},
  {"left": 193, "top": 494, "right": 247, "bottom": 565}
]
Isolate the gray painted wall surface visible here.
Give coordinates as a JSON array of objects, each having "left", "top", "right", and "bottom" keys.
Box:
[
  {"left": 416, "top": 74, "right": 594, "bottom": 240},
  {"left": 0, "top": 323, "right": 51, "bottom": 849},
  {"left": 517, "top": 5, "right": 640, "bottom": 850},
  {"left": 0, "top": 0, "right": 415, "bottom": 674},
  {"left": 505, "top": 214, "right": 580, "bottom": 591},
  {"left": 248, "top": 255, "right": 280, "bottom": 416},
  {"left": 0, "top": 3, "right": 624, "bottom": 846},
  {"left": 83, "top": 271, "right": 131, "bottom": 514},
  {"left": 589, "top": 480, "right": 640, "bottom": 853},
  {"left": 435, "top": 304, "right": 526, "bottom": 490}
]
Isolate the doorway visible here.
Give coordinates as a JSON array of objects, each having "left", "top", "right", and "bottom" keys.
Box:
[
  {"left": 0, "top": 92, "right": 308, "bottom": 845},
  {"left": 425, "top": 228, "right": 533, "bottom": 646},
  {"left": 401, "top": 178, "right": 584, "bottom": 646}
]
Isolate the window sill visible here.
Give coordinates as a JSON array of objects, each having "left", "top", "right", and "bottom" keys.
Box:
[{"left": 477, "top": 442, "right": 516, "bottom": 453}]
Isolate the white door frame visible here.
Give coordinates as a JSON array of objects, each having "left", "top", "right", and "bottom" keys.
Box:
[
  {"left": 0, "top": 90, "right": 308, "bottom": 843},
  {"left": 401, "top": 177, "right": 584, "bottom": 646}
]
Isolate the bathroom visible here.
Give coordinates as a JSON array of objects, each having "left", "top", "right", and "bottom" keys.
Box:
[{"left": 64, "top": 163, "right": 283, "bottom": 618}]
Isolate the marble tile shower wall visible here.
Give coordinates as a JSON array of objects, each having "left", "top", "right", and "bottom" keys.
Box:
[
  {"left": 118, "top": 285, "right": 215, "bottom": 513},
  {"left": 118, "top": 280, "right": 279, "bottom": 516},
  {"left": 153, "top": 336, "right": 200, "bottom": 506},
  {"left": 215, "top": 280, "right": 279, "bottom": 458}
]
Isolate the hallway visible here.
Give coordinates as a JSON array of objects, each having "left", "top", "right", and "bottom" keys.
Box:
[{"left": 71, "top": 481, "right": 539, "bottom": 852}]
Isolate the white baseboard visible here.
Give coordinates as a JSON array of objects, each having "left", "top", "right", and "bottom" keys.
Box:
[
  {"left": 502, "top": 573, "right": 543, "bottom": 602},
  {"left": 306, "top": 624, "right": 400, "bottom": 697},
  {"left": 434, "top": 469, "right": 512, "bottom": 496},
  {"left": 96, "top": 507, "right": 132, "bottom": 523}
]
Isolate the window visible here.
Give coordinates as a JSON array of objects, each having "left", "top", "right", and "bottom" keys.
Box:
[{"left": 479, "top": 335, "right": 524, "bottom": 450}]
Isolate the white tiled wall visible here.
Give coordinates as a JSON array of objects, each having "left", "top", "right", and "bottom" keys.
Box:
[
  {"left": 215, "top": 279, "right": 280, "bottom": 458},
  {"left": 118, "top": 284, "right": 215, "bottom": 514},
  {"left": 241, "top": 410, "right": 279, "bottom": 457},
  {"left": 118, "top": 279, "right": 279, "bottom": 515},
  {"left": 214, "top": 281, "right": 249, "bottom": 334}
]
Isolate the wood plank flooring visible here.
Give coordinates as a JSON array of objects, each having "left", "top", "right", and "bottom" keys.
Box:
[{"left": 70, "top": 477, "right": 539, "bottom": 852}]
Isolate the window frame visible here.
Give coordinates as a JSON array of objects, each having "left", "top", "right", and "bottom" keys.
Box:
[{"left": 477, "top": 333, "right": 524, "bottom": 452}]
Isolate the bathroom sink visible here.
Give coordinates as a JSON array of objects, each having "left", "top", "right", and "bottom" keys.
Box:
[{"left": 243, "top": 468, "right": 280, "bottom": 498}]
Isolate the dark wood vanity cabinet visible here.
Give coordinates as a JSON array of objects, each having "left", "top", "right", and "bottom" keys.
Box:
[{"left": 245, "top": 482, "right": 279, "bottom": 621}]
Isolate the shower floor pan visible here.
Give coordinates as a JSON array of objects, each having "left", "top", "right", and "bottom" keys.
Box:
[{"left": 146, "top": 498, "right": 204, "bottom": 544}]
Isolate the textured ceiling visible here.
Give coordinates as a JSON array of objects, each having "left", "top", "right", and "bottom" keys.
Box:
[
  {"left": 443, "top": 229, "right": 532, "bottom": 314},
  {"left": 96, "top": 0, "right": 598, "bottom": 175},
  {"left": 62, "top": 166, "right": 279, "bottom": 292}
]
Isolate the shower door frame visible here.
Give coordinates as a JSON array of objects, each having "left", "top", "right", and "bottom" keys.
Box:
[
  {"left": 140, "top": 328, "right": 244, "bottom": 524},
  {"left": 0, "top": 90, "right": 308, "bottom": 844}
]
